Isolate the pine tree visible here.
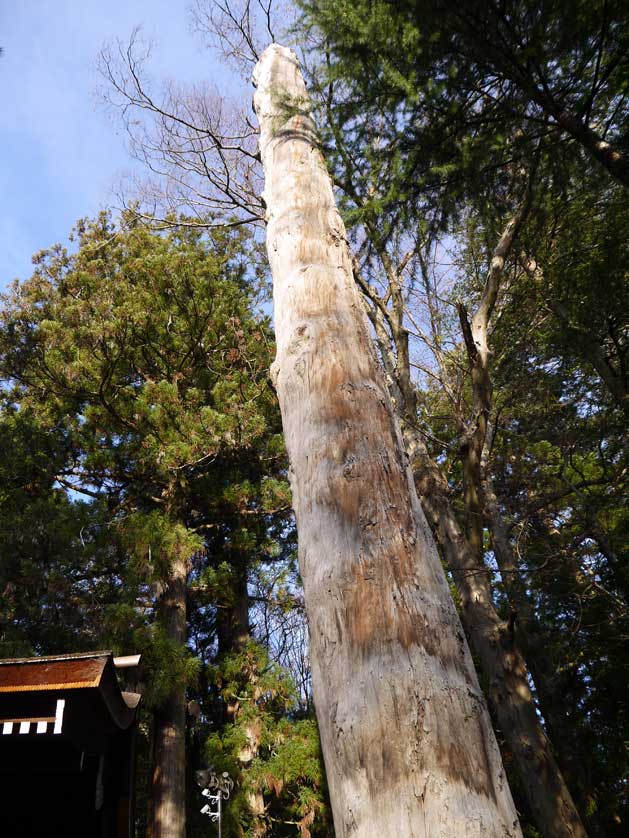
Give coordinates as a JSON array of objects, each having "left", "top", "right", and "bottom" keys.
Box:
[{"left": 0, "top": 213, "right": 300, "bottom": 836}]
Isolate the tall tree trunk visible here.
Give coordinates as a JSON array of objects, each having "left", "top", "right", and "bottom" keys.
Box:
[
  {"left": 253, "top": 43, "right": 522, "bottom": 838},
  {"left": 482, "top": 474, "right": 599, "bottom": 822},
  {"left": 150, "top": 553, "right": 187, "bottom": 838},
  {"left": 362, "top": 207, "right": 588, "bottom": 837},
  {"left": 216, "top": 561, "right": 251, "bottom": 661},
  {"left": 447, "top": 222, "right": 587, "bottom": 838}
]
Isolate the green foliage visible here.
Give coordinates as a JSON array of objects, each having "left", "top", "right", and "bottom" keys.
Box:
[
  {"left": 298, "top": 0, "right": 629, "bottom": 280},
  {"left": 0, "top": 403, "right": 124, "bottom": 655},
  {"left": 120, "top": 510, "right": 203, "bottom": 582},
  {"left": 4, "top": 3, "right": 627, "bottom": 834},
  {"left": 133, "top": 622, "right": 201, "bottom": 708},
  {"left": 202, "top": 642, "right": 330, "bottom": 837},
  {"left": 0, "top": 212, "right": 329, "bottom": 835}
]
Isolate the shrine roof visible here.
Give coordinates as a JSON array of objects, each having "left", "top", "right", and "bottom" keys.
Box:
[
  {"left": 0, "top": 651, "right": 141, "bottom": 734},
  {"left": 0, "top": 651, "right": 111, "bottom": 693}
]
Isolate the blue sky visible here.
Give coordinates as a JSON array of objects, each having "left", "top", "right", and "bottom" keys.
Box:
[{"left": 1, "top": 0, "right": 233, "bottom": 288}]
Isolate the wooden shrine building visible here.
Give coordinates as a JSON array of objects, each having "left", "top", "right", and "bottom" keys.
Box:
[{"left": 0, "top": 651, "right": 141, "bottom": 837}]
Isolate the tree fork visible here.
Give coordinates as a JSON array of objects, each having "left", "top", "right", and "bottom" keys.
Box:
[{"left": 253, "top": 43, "right": 522, "bottom": 838}]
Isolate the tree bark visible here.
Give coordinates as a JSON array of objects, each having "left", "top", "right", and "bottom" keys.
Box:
[
  {"left": 216, "top": 561, "right": 251, "bottom": 660},
  {"left": 449, "top": 220, "right": 588, "bottom": 838},
  {"left": 363, "top": 206, "right": 587, "bottom": 837},
  {"left": 253, "top": 43, "right": 522, "bottom": 838},
  {"left": 481, "top": 474, "right": 600, "bottom": 824},
  {"left": 150, "top": 553, "right": 187, "bottom": 838}
]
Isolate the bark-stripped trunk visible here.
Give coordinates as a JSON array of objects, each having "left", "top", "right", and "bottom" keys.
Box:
[
  {"left": 253, "top": 43, "right": 521, "bottom": 838},
  {"left": 150, "top": 554, "right": 187, "bottom": 838},
  {"left": 360, "top": 202, "right": 587, "bottom": 837}
]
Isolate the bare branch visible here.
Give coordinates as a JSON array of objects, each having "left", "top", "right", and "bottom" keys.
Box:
[{"left": 97, "top": 28, "right": 265, "bottom": 226}]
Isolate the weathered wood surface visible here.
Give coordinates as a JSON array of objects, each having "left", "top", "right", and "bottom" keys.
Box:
[{"left": 253, "top": 44, "right": 523, "bottom": 838}]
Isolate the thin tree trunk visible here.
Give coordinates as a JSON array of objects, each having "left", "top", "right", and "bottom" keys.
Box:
[
  {"left": 526, "top": 82, "right": 629, "bottom": 188},
  {"left": 150, "top": 553, "right": 187, "bottom": 838},
  {"left": 481, "top": 474, "right": 602, "bottom": 821},
  {"left": 450, "top": 218, "right": 587, "bottom": 838},
  {"left": 253, "top": 43, "right": 522, "bottom": 838}
]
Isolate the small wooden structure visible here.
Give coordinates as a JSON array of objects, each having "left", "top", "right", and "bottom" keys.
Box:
[{"left": 0, "top": 651, "right": 141, "bottom": 837}]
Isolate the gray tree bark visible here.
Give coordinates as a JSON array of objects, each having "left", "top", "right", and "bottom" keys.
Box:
[
  {"left": 433, "top": 214, "right": 587, "bottom": 838},
  {"left": 253, "top": 43, "right": 522, "bottom": 838},
  {"left": 353, "top": 180, "right": 588, "bottom": 837}
]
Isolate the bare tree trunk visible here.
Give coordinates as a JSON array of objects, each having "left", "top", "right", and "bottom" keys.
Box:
[
  {"left": 359, "top": 203, "right": 587, "bottom": 837},
  {"left": 253, "top": 43, "right": 522, "bottom": 838},
  {"left": 150, "top": 554, "right": 187, "bottom": 838},
  {"left": 481, "top": 474, "right": 596, "bottom": 825},
  {"left": 449, "top": 217, "right": 588, "bottom": 838}
]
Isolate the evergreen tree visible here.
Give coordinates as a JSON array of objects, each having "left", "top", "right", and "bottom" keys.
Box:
[{"left": 0, "top": 213, "right": 330, "bottom": 837}]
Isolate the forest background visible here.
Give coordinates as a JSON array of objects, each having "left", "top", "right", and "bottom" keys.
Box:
[{"left": 0, "top": 2, "right": 627, "bottom": 838}]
